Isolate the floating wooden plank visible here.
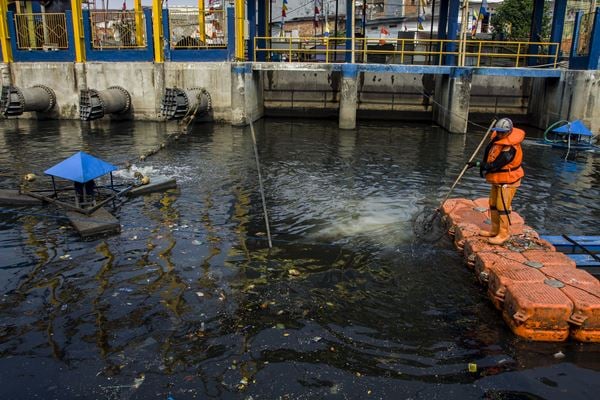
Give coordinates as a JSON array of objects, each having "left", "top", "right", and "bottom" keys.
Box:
[
  {"left": 541, "top": 235, "right": 600, "bottom": 252},
  {"left": 66, "top": 207, "right": 120, "bottom": 238},
  {"left": 128, "top": 177, "right": 177, "bottom": 197},
  {"left": 0, "top": 189, "right": 43, "bottom": 206}
]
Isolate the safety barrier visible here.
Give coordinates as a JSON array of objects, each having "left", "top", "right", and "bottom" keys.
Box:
[
  {"left": 89, "top": 10, "right": 146, "bottom": 49},
  {"left": 14, "top": 13, "right": 68, "bottom": 50},
  {"left": 443, "top": 198, "right": 600, "bottom": 342},
  {"left": 254, "top": 37, "right": 561, "bottom": 68},
  {"left": 168, "top": 8, "right": 227, "bottom": 49}
]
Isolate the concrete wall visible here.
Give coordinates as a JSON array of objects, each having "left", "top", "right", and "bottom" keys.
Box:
[
  {"left": 470, "top": 75, "right": 531, "bottom": 117},
  {"left": 1, "top": 62, "right": 233, "bottom": 122},
  {"left": 163, "top": 62, "right": 232, "bottom": 122},
  {"left": 263, "top": 70, "right": 340, "bottom": 118}
]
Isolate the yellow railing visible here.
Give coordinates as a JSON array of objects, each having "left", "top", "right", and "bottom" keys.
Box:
[
  {"left": 254, "top": 37, "right": 561, "bottom": 68},
  {"left": 168, "top": 8, "right": 227, "bottom": 49},
  {"left": 14, "top": 13, "right": 68, "bottom": 50},
  {"left": 90, "top": 11, "right": 146, "bottom": 49}
]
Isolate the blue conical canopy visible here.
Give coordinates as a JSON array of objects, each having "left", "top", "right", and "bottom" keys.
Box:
[
  {"left": 553, "top": 120, "right": 593, "bottom": 136},
  {"left": 44, "top": 151, "right": 117, "bottom": 183}
]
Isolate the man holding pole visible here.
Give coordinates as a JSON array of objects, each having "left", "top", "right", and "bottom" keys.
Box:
[{"left": 467, "top": 118, "right": 525, "bottom": 245}]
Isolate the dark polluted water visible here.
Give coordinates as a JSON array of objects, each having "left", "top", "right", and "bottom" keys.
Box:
[{"left": 0, "top": 118, "right": 599, "bottom": 399}]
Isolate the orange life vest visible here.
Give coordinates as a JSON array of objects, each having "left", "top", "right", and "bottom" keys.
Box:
[{"left": 485, "top": 128, "right": 525, "bottom": 185}]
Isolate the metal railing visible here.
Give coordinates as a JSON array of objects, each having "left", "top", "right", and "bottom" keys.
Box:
[
  {"left": 168, "top": 8, "right": 227, "bottom": 49},
  {"left": 90, "top": 11, "right": 146, "bottom": 49},
  {"left": 254, "top": 37, "right": 561, "bottom": 68},
  {"left": 14, "top": 13, "right": 68, "bottom": 50}
]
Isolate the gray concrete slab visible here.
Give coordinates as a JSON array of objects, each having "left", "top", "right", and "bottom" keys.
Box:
[
  {"left": 66, "top": 207, "right": 120, "bottom": 238},
  {"left": 0, "top": 189, "right": 43, "bottom": 206}
]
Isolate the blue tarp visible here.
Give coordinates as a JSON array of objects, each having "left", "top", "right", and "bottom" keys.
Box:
[
  {"left": 44, "top": 151, "right": 118, "bottom": 183},
  {"left": 552, "top": 120, "right": 593, "bottom": 136}
]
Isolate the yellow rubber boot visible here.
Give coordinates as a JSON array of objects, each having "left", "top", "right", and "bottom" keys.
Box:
[
  {"left": 488, "top": 214, "right": 511, "bottom": 245},
  {"left": 479, "top": 209, "right": 499, "bottom": 237}
]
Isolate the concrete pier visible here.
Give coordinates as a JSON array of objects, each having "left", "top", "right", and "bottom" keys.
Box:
[
  {"left": 529, "top": 70, "right": 600, "bottom": 133},
  {"left": 230, "top": 63, "right": 263, "bottom": 126},
  {"left": 339, "top": 64, "right": 358, "bottom": 130},
  {"left": 433, "top": 70, "right": 473, "bottom": 134}
]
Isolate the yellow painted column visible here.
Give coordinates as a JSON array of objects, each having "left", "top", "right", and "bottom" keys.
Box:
[
  {"left": 152, "top": 0, "right": 163, "bottom": 62},
  {"left": 25, "top": 0, "right": 36, "bottom": 48},
  {"left": 134, "top": 0, "right": 144, "bottom": 46},
  {"left": 0, "top": 0, "right": 12, "bottom": 62},
  {"left": 70, "top": 0, "right": 85, "bottom": 62},
  {"left": 235, "top": 0, "right": 244, "bottom": 60},
  {"left": 198, "top": 0, "right": 205, "bottom": 43}
]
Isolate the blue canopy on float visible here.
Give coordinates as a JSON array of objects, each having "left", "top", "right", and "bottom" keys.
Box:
[
  {"left": 552, "top": 120, "right": 593, "bottom": 136},
  {"left": 44, "top": 151, "right": 117, "bottom": 183}
]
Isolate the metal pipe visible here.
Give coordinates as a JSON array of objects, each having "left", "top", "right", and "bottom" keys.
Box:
[
  {"left": 160, "top": 87, "right": 211, "bottom": 120},
  {"left": 0, "top": 85, "right": 56, "bottom": 117},
  {"left": 79, "top": 86, "right": 131, "bottom": 121}
]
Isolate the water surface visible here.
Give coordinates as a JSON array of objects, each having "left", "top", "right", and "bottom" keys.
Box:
[{"left": 0, "top": 118, "right": 599, "bottom": 399}]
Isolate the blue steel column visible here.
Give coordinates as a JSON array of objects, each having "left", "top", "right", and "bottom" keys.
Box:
[
  {"left": 549, "top": 0, "right": 567, "bottom": 58},
  {"left": 162, "top": 8, "right": 170, "bottom": 61},
  {"left": 570, "top": 10, "right": 583, "bottom": 59},
  {"left": 587, "top": 7, "right": 600, "bottom": 69},
  {"left": 437, "top": 0, "right": 449, "bottom": 39},
  {"left": 345, "top": 0, "right": 353, "bottom": 62},
  {"left": 436, "top": 0, "right": 449, "bottom": 65},
  {"left": 528, "top": 0, "right": 545, "bottom": 65},
  {"left": 257, "top": 0, "right": 266, "bottom": 61},
  {"left": 247, "top": 0, "right": 256, "bottom": 61},
  {"left": 444, "top": 0, "right": 460, "bottom": 65},
  {"left": 227, "top": 7, "right": 235, "bottom": 60}
]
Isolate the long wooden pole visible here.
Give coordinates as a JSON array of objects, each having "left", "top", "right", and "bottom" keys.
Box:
[{"left": 439, "top": 119, "right": 496, "bottom": 208}]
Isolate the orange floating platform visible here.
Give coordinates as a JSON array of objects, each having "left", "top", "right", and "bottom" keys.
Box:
[{"left": 442, "top": 198, "right": 600, "bottom": 342}]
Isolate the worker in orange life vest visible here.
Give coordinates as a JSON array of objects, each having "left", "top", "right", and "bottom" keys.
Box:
[{"left": 467, "top": 118, "right": 525, "bottom": 245}]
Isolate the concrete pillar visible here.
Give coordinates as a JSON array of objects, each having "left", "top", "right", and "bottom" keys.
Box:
[
  {"left": 529, "top": 71, "right": 600, "bottom": 133},
  {"left": 433, "top": 69, "right": 472, "bottom": 134},
  {"left": 74, "top": 62, "right": 87, "bottom": 92},
  {"left": 339, "top": 64, "right": 358, "bottom": 130},
  {"left": 0, "top": 62, "right": 11, "bottom": 87},
  {"left": 154, "top": 63, "right": 165, "bottom": 120},
  {"left": 231, "top": 63, "right": 263, "bottom": 126}
]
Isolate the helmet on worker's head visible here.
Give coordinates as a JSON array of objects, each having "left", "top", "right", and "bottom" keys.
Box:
[{"left": 492, "top": 118, "right": 513, "bottom": 134}]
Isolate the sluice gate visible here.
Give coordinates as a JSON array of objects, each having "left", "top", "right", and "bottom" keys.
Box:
[
  {"left": 0, "top": 85, "right": 56, "bottom": 117},
  {"left": 160, "top": 87, "right": 211, "bottom": 120},
  {"left": 79, "top": 86, "right": 131, "bottom": 121},
  {"left": 443, "top": 198, "right": 600, "bottom": 342}
]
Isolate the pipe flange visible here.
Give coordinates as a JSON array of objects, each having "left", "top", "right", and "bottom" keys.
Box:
[
  {"left": 189, "top": 86, "right": 212, "bottom": 114},
  {"left": 200, "top": 87, "right": 212, "bottom": 111},
  {"left": 108, "top": 85, "right": 131, "bottom": 113},
  {"left": 14, "top": 87, "right": 25, "bottom": 111},
  {"left": 32, "top": 84, "right": 56, "bottom": 112}
]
